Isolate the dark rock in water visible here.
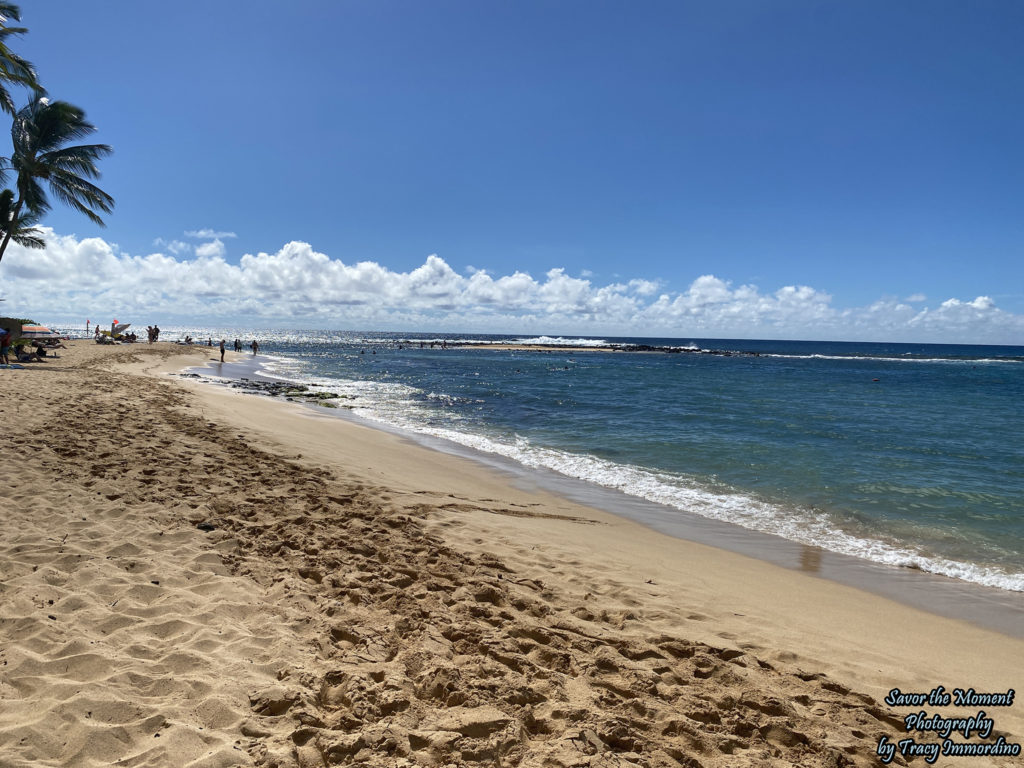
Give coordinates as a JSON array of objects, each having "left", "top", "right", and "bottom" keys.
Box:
[
  {"left": 604, "top": 343, "right": 759, "bottom": 357},
  {"left": 222, "top": 377, "right": 353, "bottom": 407}
]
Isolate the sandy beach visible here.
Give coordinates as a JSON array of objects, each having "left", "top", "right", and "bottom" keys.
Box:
[{"left": 1, "top": 341, "right": 1021, "bottom": 768}]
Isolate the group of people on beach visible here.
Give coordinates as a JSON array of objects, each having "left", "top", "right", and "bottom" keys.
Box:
[
  {"left": 178, "top": 337, "right": 254, "bottom": 352},
  {"left": 176, "top": 337, "right": 257, "bottom": 362},
  {"left": 97, "top": 328, "right": 139, "bottom": 342},
  {"left": 0, "top": 329, "right": 67, "bottom": 364},
  {"left": 90, "top": 325, "right": 151, "bottom": 344},
  {"left": 215, "top": 338, "right": 260, "bottom": 362}
]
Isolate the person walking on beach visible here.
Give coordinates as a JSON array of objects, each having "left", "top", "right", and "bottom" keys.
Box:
[
  {"left": 219, "top": 339, "right": 225, "bottom": 362},
  {"left": 251, "top": 339, "right": 259, "bottom": 355}
]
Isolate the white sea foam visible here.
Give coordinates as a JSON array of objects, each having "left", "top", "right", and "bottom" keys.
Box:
[
  {"left": 513, "top": 336, "right": 610, "bottom": 347},
  {"left": 339, "top": 391, "right": 1024, "bottom": 593}
]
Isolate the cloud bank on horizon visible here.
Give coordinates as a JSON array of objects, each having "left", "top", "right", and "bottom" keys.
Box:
[{"left": 1, "top": 229, "right": 1020, "bottom": 344}]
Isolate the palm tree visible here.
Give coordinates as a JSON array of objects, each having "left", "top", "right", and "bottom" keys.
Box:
[
  {"left": 0, "top": 98, "right": 113, "bottom": 264},
  {"left": 0, "top": 3, "right": 43, "bottom": 114}
]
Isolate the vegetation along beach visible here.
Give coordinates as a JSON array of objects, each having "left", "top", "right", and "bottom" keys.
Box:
[{"left": 1, "top": 3, "right": 1023, "bottom": 767}]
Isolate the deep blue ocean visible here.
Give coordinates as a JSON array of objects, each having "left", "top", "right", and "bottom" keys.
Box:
[{"left": 143, "top": 329, "right": 1024, "bottom": 592}]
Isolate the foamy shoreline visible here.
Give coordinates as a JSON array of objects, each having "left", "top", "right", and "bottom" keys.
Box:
[
  {"left": 1, "top": 341, "right": 1021, "bottom": 767},
  {"left": 185, "top": 350, "right": 1024, "bottom": 624}
]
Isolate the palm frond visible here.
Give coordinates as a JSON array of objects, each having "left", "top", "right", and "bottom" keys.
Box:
[
  {"left": 0, "top": 18, "right": 41, "bottom": 110},
  {"left": 39, "top": 144, "right": 113, "bottom": 177},
  {"left": 0, "top": 26, "right": 29, "bottom": 42},
  {"left": 48, "top": 168, "right": 114, "bottom": 225},
  {"left": 0, "top": 49, "right": 39, "bottom": 82},
  {"left": 49, "top": 169, "right": 114, "bottom": 210},
  {"left": 16, "top": 174, "right": 49, "bottom": 216},
  {"left": 11, "top": 228, "right": 44, "bottom": 248},
  {"left": 0, "top": 3, "right": 23, "bottom": 23}
]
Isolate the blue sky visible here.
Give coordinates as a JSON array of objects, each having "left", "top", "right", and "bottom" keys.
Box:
[{"left": 2, "top": 0, "right": 1022, "bottom": 342}]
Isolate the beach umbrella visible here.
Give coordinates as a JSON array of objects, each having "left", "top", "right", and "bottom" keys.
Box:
[{"left": 20, "top": 324, "right": 61, "bottom": 339}]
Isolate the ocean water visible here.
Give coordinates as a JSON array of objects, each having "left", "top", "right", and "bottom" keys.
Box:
[{"left": 116, "top": 328, "right": 1024, "bottom": 593}]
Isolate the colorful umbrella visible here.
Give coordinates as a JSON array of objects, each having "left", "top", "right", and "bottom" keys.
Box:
[{"left": 20, "top": 324, "right": 61, "bottom": 339}]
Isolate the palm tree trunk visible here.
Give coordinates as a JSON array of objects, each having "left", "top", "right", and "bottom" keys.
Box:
[{"left": 0, "top": 194, "right": 23, "bottom": 265}]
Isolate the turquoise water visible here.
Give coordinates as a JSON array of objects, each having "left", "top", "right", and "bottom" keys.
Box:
[{"left": 152, "top": 329, "right": 1024, "bottom": 592}]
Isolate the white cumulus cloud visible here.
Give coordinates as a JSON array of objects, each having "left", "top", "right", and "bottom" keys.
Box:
[
  {"left": 185, "top": 229, "right": 238, "bottom": 239},
  {"left": 1, "top": 229, "right": 1021, "bottom": 344},
  {"left": 195, "top": 239, "right": 227, "bottom": 259},
  {"left": 152, "top": 237, "right": 192, "bottom": 255}
]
